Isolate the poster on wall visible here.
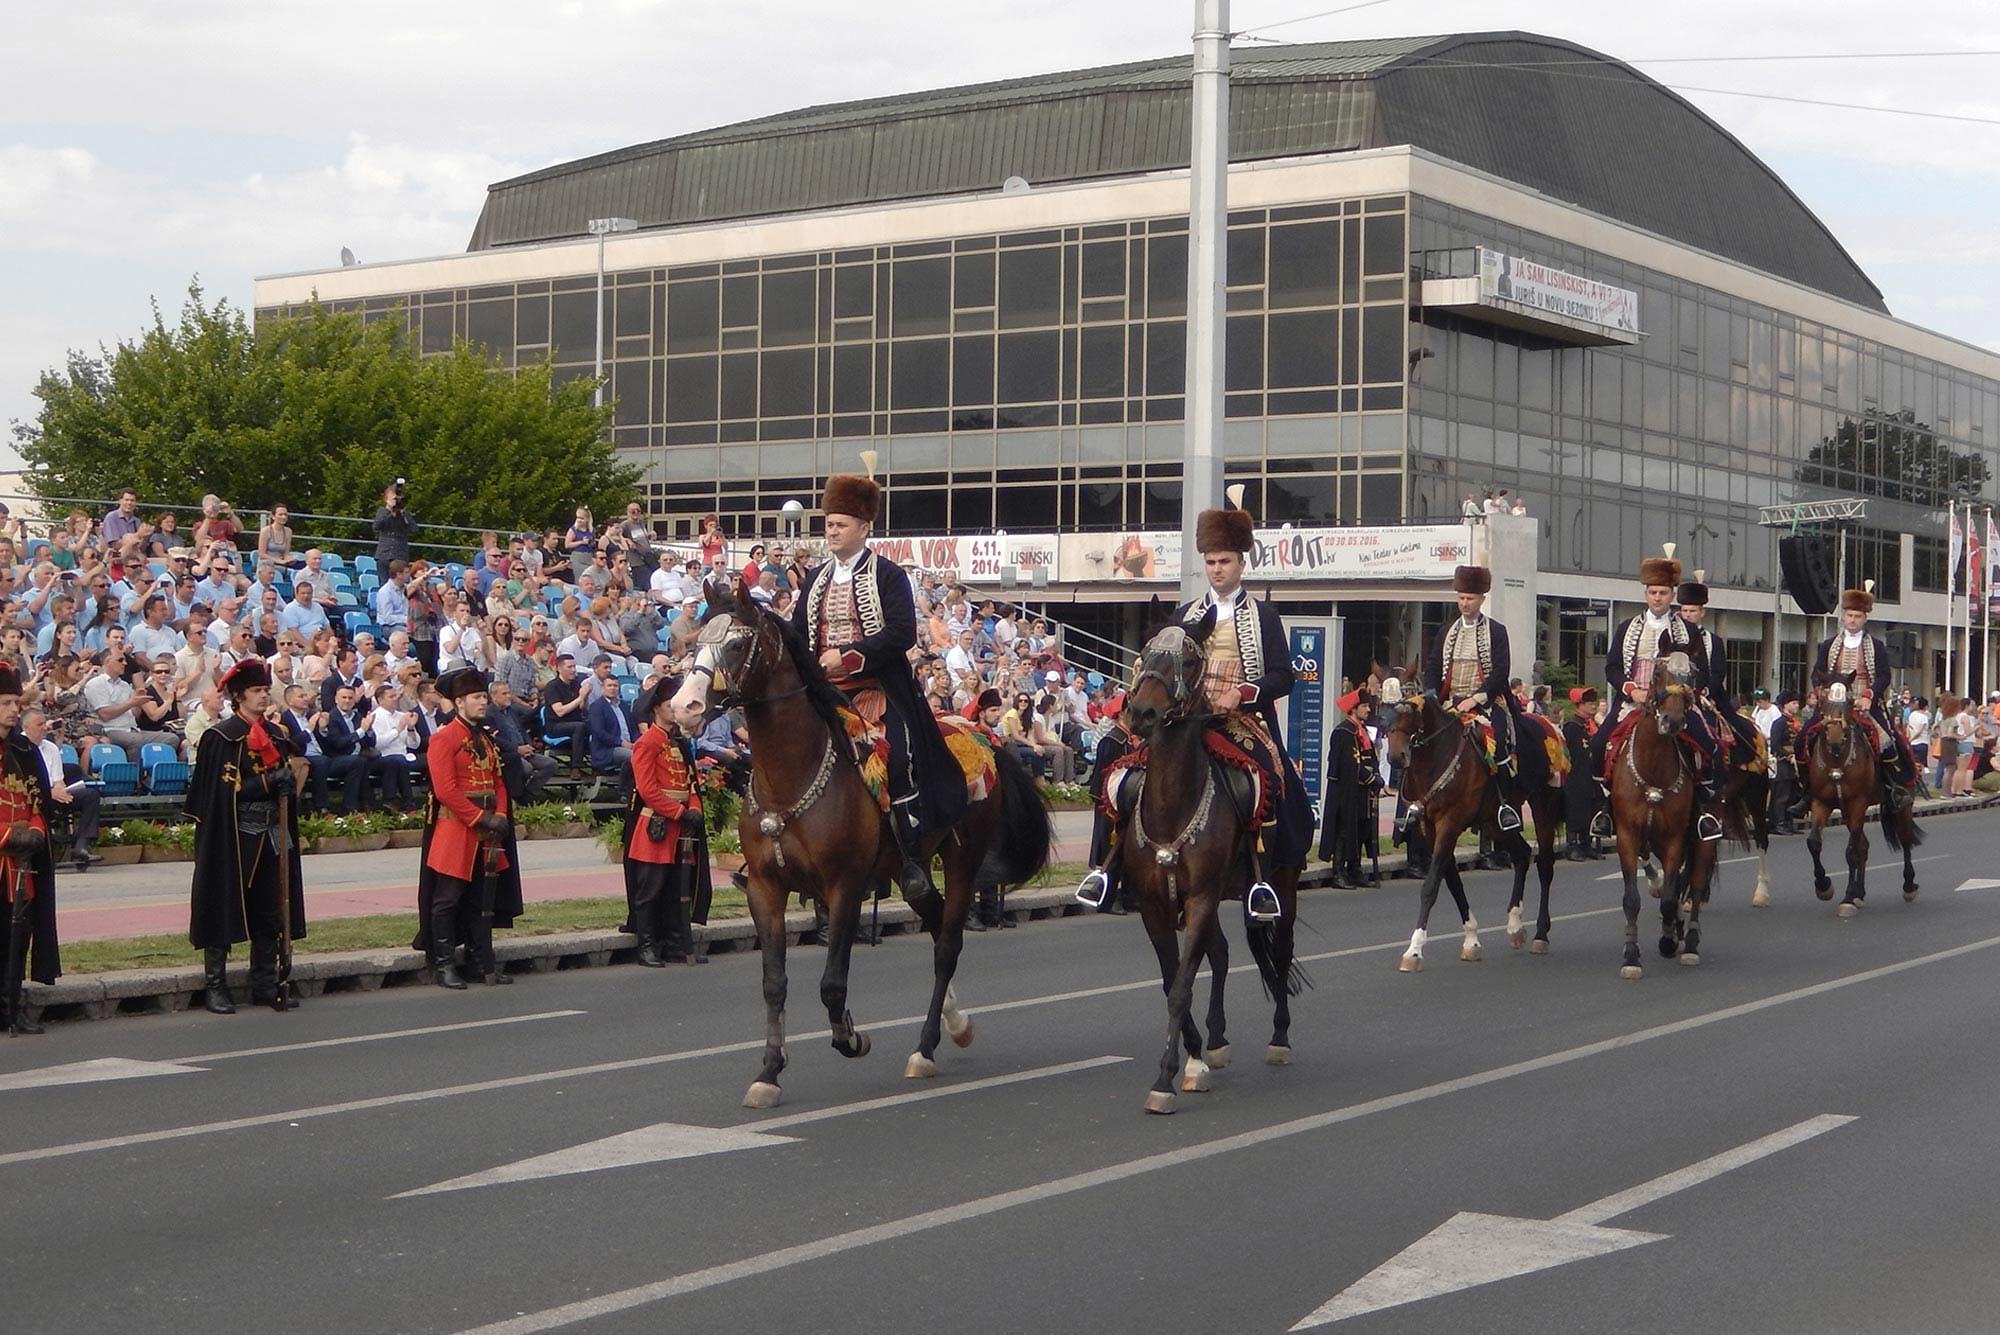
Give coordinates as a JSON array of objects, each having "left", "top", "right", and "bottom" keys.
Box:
[
  {"left": 1064, "top": 524, "right": 1472, "bottom": 584},
  {"left": 868, "top": 533, "right": 1058, "bottom": 583},
  {"left": 1478, "top": 249, "right": 1640, "bottom": 334},
  {"left": 1279, "top": 617, "right": 1342, "bottom": 817}
]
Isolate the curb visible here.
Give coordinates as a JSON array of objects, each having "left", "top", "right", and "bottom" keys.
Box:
[{"left": 22, "top": 796, "right": 1995, "bottom": 1025}]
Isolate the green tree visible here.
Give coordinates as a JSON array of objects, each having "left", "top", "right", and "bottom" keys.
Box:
[{"left": 12, "top": 282, "right": 639, "bottom": 542}]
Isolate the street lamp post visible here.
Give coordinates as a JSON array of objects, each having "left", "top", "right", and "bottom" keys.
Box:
[{"left": 587, "top": 217, "right": 640, "bottom": 410}]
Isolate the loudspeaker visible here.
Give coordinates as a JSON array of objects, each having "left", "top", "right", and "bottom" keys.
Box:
[
  {"left": 1779, "top": 535, "right": 1839, "bottom": 615},
  {"left": 1886, "top": 629, "right": 1919, "bottom": 669}
]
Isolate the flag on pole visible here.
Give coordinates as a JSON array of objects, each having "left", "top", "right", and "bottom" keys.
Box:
[
  {"left": 1987, "top": 512, "right": 2000, "bottom": 620},
  {"left": 1950, "top": 504, "right": 1964, "bottom": 598},
  {"left": 1969, "top": 517, "right": 1983, "bottom": 615}
]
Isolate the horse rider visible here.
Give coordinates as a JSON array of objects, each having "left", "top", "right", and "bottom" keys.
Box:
[
  {"left": 1077, "top": 693, "right": 1138, "bottom": 915},
  {"left": 1588, "top": 542, "right": 1724, "bottom": 842},
  {"left": 1676, "top": 568, "right": 1764, "bottom": 782},
  {"left": 1417, "top": 563, "right": 1527, "bottom": 833},
  {"left": 787, "top": 466, "right": 965, "bottom": 916},
  {"left": 1561, "top": 686, "right": 1604, "bottom": 861},
  {"left": 1318, "top": 688, "right": 1383, "bottom": 888},
  {"left": 1768, "top": 690, "right": 1803, "bottom": 834},
  {"left": 1807, "top": 581, "right": 1919, "bottom": 804},
  {"left": 1173, "top": 497, "right": 1314, "bottom": 921}
]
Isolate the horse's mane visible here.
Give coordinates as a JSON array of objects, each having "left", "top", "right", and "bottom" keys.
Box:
[{"left": 757, "top": 603, "right": 857, "bottom": 740}]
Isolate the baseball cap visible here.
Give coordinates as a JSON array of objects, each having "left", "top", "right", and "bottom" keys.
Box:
[{"left": 1044, "top": 670, "right": 1061, "bottom": 683}]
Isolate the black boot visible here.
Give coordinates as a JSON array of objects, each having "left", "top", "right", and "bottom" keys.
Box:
[
  {"left": 430, "top": 912, "right": 467, "bottom": 989},
  {"left": 635, "top": 917, "right": 667, "bottom": 967},
  {"left": 976, "top": 883, "right": 1009, "bottom": 929},
  {"left": 1101, "top": 866, "right": 1130, "bottom": 915},
  {"left": 471, "top": 915, "right": 512, "bottom": 985},
  {"left": 1565, "top": 835, "right": 1588, "bottom": 863},
  {"left": 249, "top": 936, "right": 297, "bottom": 1010},
  {"left": 1696, "top": 775, "right": 1724, "bottom": 842},
  {"left": 658, "top": 889, "right": 695, "bottom": 964},
  {"left": 889, "top": 804, "right": 941, "bottom": 918},
  {"left": 202, "top": 946, "right": 236, "bottom": 1015}
]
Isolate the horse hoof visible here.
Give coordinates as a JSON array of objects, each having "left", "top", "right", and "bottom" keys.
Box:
[
  {"left": 1508, "top": 929, "right": 1526, "bottom": 950},
  {"left": 947, "top": 1017, "right": 975, "bottom": 1049},
  {"left": 1751, "top": 886, "right": 1772, "bottom": 909},
  {"left": 1678, "top": 952, "right": 1700, "bottom": 967},
  {"left": 1459, "top": 941, "right": 1484, "bottom": 963},
  {"left": 1397, "top": 953, "right": 1424, "bottom": 973},
  {"left": 1265, "top": 1045, "right": 1292, "bottom": 1066},
  {"left": 1203, "top": 1044, "right": 1231, "bottom": 1069},
  {"left": 743, "top": 1082, "right": 783, "bottom": 1109},
  {"left": 1529, "top": 939, "right": 1550, "bottom": 956},
  {"left": 1620, "top": 965, "right": 1644, "bottom": 981},
  {"left": 1837, "top": 902, "right": 1859, "bottom": 919},
  {"left": 904, "top": 1053, "right": 939, "bottom": 1079},
  {"left": 1904, "top": 889, "right": 1920, "bottom": 904},
  {"left": 1179, "top": 1058, "right": 1212, "bottom": 1093},
  {"left": 1815, "top": 880, "right": 1834, "bottom": 902},
  {"left": 1658, "top": 935, "right": 1679, "bottom": 959},
  {"left": 1144, "top": 1090, "right": 1177, "bottom": 1115}
]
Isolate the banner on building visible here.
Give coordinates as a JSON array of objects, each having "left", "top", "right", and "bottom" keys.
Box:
[
  {"left": 1950, "top": 504, "right": 1964, "bottom": 598},
  {"left": 1478, "top": 249, "right": 1640, "bottom": 334},
  {"left": 867, "top": 533, "right": 1058, "bottom": 584},
  {"left": 1062, "top": 523, "right": 1473, "bottom": 584},
  {"left": 1970, "top": 518, "right": 1984, "bottom": 615},
  {"left": 1987, "top": 512, "right": 2000, "bottom": 621}
]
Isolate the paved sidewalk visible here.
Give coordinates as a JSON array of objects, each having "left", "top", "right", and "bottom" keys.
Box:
[{"left": 54, "top": 810, "right": 1099, "bottom": 942}]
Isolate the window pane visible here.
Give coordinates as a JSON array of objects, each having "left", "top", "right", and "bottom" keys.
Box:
[
  {"left": 953, "top": 335, "right": 994, "bottom": 407},
  {"left": 953, "top": 253, "right": 995, "bottom": 309},
  {"left": 1225, "top": 314, "right": 1264, "bottom": 392},
  {"left": 1146, "top": 322, "right": 1186, "bottom": 397},
  {"left": 892, "top": 258, "right": 950, "bottom": 337},
  {"left": 998, "top": 248, "right": 1061, "bottom": 329},
  {"left": 760, "top": 270, "right": 815, "bottom": 347},
  {"left": 1362, "top": 213, "right": 1405, "bottom": 276},
  {"left": 720, "top": 353, "right": 757, "bottom": 419},
  {"left": 666, "top": 280, "right": 718, "bottom": 354},
  {"left": 664, "top": 355, "right": 717, "bottom": 423},
  {"left": 1267, "top": 473, "right": 1336, "bottom": 524},
  {"left": 1268, "top": 222, "right": 1337, "bottom": 308},
  {"left": 1147, "top": 234, "right": 1188, "bottom": 319},
  {"left": 616, "top": 285, "right": 651, "bottom": 337},
  {"left": 997, "top": 330, "right": 1060, "bottom": 404},
  {"left": 834, "top": 265, "right": 872, "bottom": 318},
  {"left": 891, "top": 338, "right": 949, "bottom": 409},
  {"left": 889, "top": 488, "right": 946, "bottom": 533},
  {"left": 1078, "top": 482, "right": 1123, "bottom": 528},
  {"left": 1080, "top": 326, "right": 1124, "bottom": 400},
  {"left": 832, "top": 344, "right": 871, "bottom": 413},
  {"left": 551, "top": 293, "right": 594, "bottom": 360},
  {"left": 1081, "top": 241, "right": 1125, "bottom": 298},
  {"left": 1361, "top": 305, "right": 1403, "bottom": 383},
  {"left": 761, "top": 348, "right": 813, "bottom": 418},
  {"left": 1359, "top": 472, "right": 1400, "bottom": 520},
  {"left": 1267, "top": 310, "right": 1336, "bottom": 388},
  {"left": 612, "top": 360, "right": 650, "bottom": 426},
  {"left": 952, "top": 486, "right": 993, "bottom": 531},
  {"left": 722, "top": 276, "right": 758, "bottom": 328},
  {"left": 1228, "top": 227, "right": 1266, "bottom": 288},
  {"left": 467, "top": 301, "right": 512, "bottom": 361}
]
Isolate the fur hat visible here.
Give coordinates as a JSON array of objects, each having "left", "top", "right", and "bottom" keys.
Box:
[
  {"left": 1676, "top": 568, "right": 1709, "bottom": 607},
  {"left": 1841, "top": 580, "right": 1875, "bottom": 615},
  {"left": 1640, "top": 541, "right": 1682, "bottom": 589},
  {"left": 1194, "top": 508, "right": 1254, "bottom": 555},
  {"left": 0, "top": 663, "right": 21, "bottom": 698},
  {"left": 1452, "top": 565, "right": 1491, "bottom": 596},
  {"left": 436, "top": 666, "right": 491, "bottom": 701},
  {"left": 822, "top": 474, "right": 880, "bottom": 524},
  {"left": 219, "top": 657, "right": 270, "bottom": 698},
  {"left": 633, "top": 677, "right": 680, "bottom": 722},
  {"left": 976, "top": 688, "right": 1004, "bottom": 712}
]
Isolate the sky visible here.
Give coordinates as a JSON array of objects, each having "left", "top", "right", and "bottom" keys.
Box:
[{"left": 6, "top": 0, "right": 2000, "bottom": 472}]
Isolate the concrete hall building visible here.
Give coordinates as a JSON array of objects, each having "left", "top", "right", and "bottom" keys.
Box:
[{"left": 255, "top": 31, "right": 2000, "bottom": 694}]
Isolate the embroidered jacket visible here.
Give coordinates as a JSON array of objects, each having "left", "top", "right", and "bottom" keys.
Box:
[
  {"left": 1421, "top": 615, "right": 1511, "bottom": 706},
  {"left": 1814, "top": 631, "right": 1890, "bottom": 701}
]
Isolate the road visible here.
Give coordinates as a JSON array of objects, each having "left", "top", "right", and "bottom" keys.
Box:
[{"left": 5, "top": 811, "right": 2000, "bottom": 1333}]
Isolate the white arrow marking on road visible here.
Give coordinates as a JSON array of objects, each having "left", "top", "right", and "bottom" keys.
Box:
[
  {"left": 1954, "top": 877, "right": 2000, "bottom": 894},
  {"left": 0, "top": 1057, "right": 208, "bottom": 1092},
  {"left": 1290, "top": 1113, "right": 1856, "bottom": 1329},
  {"left": 395, "top": 1054, "right": 1130, "bottom": 1199}
]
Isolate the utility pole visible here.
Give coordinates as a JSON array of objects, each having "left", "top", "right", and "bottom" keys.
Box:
[
  {"left": 587, "top": 216, "right": 638, "bottom": 411},
  {"left": 1179, "top": 0, "right": 1229, "bottom": 600}
]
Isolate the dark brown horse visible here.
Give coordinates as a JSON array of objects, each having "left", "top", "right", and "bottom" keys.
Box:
[
  {"left": 1379, "top": 672, "right": 1563, "bottom": 969},
  {"left": 673, "top": 583, "right": 1050, "bottom": 1108},
  {"left": 1802, "top": 674, "right": 1921, "bottom": 917},
  {"left": 1116, "top": 616, "right": 1301, "bottom": 1115}
]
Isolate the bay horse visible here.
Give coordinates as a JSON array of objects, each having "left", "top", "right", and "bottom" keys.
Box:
[
  {"left": 1379, "top": 669, "right": 1563, "bottom": 970},
  {"left": 674, "top": 582, "right": 1051, "bottom": 1108},
  {"left": 1802, "top": 674, "right": 1921, "bottom": 917},
  {"left": 1116, "top": 615, "right": 1301, "bottom": 1116}
]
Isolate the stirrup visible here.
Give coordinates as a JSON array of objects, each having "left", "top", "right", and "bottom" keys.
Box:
[
  {"left": 1697, "top": 811, "right": 1724, "bottom": 842},
  {"left": 1496, "top": 804, "right": 1522, "bottom": 833},
  {"left": 1589, "top": 809, "right": 1613, "bottom": 839},
  {"left": 1246, "top": 881, "right": 1281, "bottom": 922},
  {"left": 1074, "top": 868, "right": 1110, "bottom": 909}
]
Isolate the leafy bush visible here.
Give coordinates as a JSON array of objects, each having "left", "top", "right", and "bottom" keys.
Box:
[
  {"left": 109, "top": 820, "right": 174, "bottom": 847},
  {"left": 513, "top": 801, "right": 590, "bottom": 829},
  {"left": 1038, "top": 780, "right": 1092, "bottom": 806}
]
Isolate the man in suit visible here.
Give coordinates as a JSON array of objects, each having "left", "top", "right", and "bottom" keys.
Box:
[
  {"left": 587, "top": 677, "right": 636, "bottom": 774},
  {"left": 313, "top": 683, "right": 373, "bottom": 812},
  {"left": 489, "top": 679, "right": 556, "bottom": 803},
  {"left": 318, "top": 645, "right": 364, "bottom": 713}
]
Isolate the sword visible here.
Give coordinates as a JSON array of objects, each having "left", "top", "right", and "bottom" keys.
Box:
[
  {"left": 5, "top": 861, "right": 29, "bottom": 1035},
  {"left": 273, "top": 786, "right": 293, "bottom": 1011}
]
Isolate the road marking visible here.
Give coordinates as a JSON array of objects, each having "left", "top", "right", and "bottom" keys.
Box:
[
  {"left": 0, "top": 1058, "right": 208, "bottom": 1093},
  {"left": 443, "top": 937, "right": 1992, "bottom": 1335},
  {"left": 1291, "top": 1113, "right": 1855, "bottom": 1327},
  {"left": 0, "top": 912, "right": 1618, "bottom": 1167},
  {"left": 1596, "top": 852, "right": 1949, "bottom": 883},
  {"left": 180, "top": 1010, "right": 587, "bottom": 1063},
  {"left": 1954, "top": 877, "right": 2000, "bottom": 894},
  {"left": 395, "top": 1055, "right": 1128, "bottom": 1198}
]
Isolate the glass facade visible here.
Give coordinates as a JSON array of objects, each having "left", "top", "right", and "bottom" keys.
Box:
[
  {"left": 268, "top": 197, "right": 1412, "bottom": 540},
  {"left": 1407, "top": 197, "right": 2000, "bottom": 607}
]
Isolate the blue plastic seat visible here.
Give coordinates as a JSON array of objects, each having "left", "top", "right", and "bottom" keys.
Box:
[
  {"left": 1087, "top": 671, "right": 1106, "bottom": 690},
  {"left": 24, "top": 539, "right": 50, "bottom": 561},
  {"left": 320, "top": 552, "right": 346, "bottom": 570},
  {"left": 619, "top": 679, "right": 641, "bottom": 705},
  {"left": 352, "top": 555, "right": 378, "bottom": 576},
  {"left": 139, "top": 742, "right": 178, "bottom": 774},
  {"left": 98, "top": 762, "right": 141, "bottom": 796},
  {"left": 335, "top": 591, "right": 361, "bottom": 609},
  {"left": 147, "top": 761, "right": 192, "bottom": 795},
  {"left": 59, "top": 745, "right": 79, "bottom": 774},
  {"left": 89, "top": 744, "right": 124, "bottom": 775},
  {"left": 358, "top": 574, "right": 380, "bottom": 594},
  {"left": 343, "top": 610, "right": 370, "bottom": 636}
]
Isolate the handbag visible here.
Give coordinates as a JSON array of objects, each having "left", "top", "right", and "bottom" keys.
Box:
[{"left": 647, "top": 813, "right": 672, "bottom": 843}]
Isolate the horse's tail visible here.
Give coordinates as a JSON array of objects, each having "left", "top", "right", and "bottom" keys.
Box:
[
  {"left": 1242, "top": 900, "right": 1311, "bottom": 1001},
  {"left": 1883, "top": 793, "right": 1925, "bottom": 849},
  {"left": 987, "top": 743, "right": 1054, "bottom": 885}
]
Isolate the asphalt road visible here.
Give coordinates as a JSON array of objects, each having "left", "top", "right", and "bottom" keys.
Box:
[{"left": 5, "top": 812, "right": 2000, "bottom": 1334}]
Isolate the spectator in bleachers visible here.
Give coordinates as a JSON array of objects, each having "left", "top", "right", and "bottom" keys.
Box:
[
  {"left": 489, "top": 679, "right": 555, "bottom": 802},
  {"left": 183, "top": 685, "right": 225, "bottom": 752},
  {"left": 318, "top": 644, "right": 363, "bottom": 712},
  {"left": 279, "top": 685, "right": 337, "bottom": 811},
  {"left": 693, "top": 701, "right": 751, "bottom": 790},
  {"left": 280, "top": 581, "right": 328, "bottom": 638},
  {"left": 23, "top": 707, "right": 100, "bottom": 868},
  {"left": 668, "top": 595, "right": 703, "bottom": 661},
  {"left": 374, "top": 561, "right": 410, "bottom": 634},
  {"left": 407, "top": 562, "right": 442, "bottom": 674},
  {"left": 366, "top": 681, "right": 421, "bottom": 807},
  {"left": 438, "top": 598, "right": 489, "bottom": 673},
  {"left": 127, "top": 595, "right": 185, "bottom": 671},
  {"left": 698, "top": 514, "right": 725, "bottom": 566},
  {"left": 542, "top": 652, "right": 589, "bottom": 767},
  {"left": 565, "top": 506, "right": 597, "bottom": 579},
  {"left": 86, "top": 648, "right": 177, "bottom": 763},
  {"left": 37, "top": 600, "right": 78, "bottom": 662},
  {"left": 314, "top": 684, "right": 372, "bottom": 810},
  {"left": 256, "top": 503, "right": 298, "bottom": 570},
  {"left": 373, "top": 483, "right": 414, "bottom": 567},
  {"left": 101, "top": 490, "right": 141, "bottom": 548},
  {"left": 192, "top": 495, "right": 243, "bottom": 553},
  {"left": 295, "top": 550, "right": 337, "bottom": 608},
  {"left": 585, "top": 664, "right": 635, "bottom": 774},
  {"left": 214, "top": 620, "right": 257, "bottom": 681},
  {"left": 382, "top": 629, "right": 416, "bottom": 675},
  {"left": 456, "top": 565, "right": 486, "bottom": 618},
  {"left": 135, "top": 659, "right": 189, "bottom": 750}
]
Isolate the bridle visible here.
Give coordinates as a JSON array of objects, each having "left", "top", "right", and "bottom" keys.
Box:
[
  {"left": 1816, "top": 682, "right": 1857, "bottom": 781},
  {"left": 1627, "top": 662, "right": 1691, "bottom": 814},
  {"left": 1130, "top": 627, "right": 1206, "bottom": 728}
]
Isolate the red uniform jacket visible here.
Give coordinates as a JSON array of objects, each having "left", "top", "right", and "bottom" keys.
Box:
[
  {"left": 0, "top": 760, "right": 47, "bottom": 902},
  {"left": 424, "top": 717, "right": 510, "bottom": 880},
  {"left": 626, "top": 725, "right": 701, "bottom": 865}
]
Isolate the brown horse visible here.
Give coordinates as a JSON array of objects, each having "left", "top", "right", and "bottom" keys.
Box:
[
  {"left": 1604, "top": 655, "right": 1705, "bottom": 978},
  {"left": 1802, "top": 674, "right": 1921, "bottom": 917},
  {"left": 1379, "top": 674, "right": 1563, "bottom": 970},
  {"left": 673, "top": 583, "right": 1050, "bottom": 1108},
  {"left": 1116, "top": 616, "right": 1302, "bottom": 1115}
]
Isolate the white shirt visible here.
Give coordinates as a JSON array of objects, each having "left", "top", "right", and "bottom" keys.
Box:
[
  {"left": 1206, "top": 586, "right": 1244, "bottom": 624},
  {"left": 945, "top": 644, "right": 977, "bottom": 678},
  {"left": 650, "top": 568, "right": 689, "bottom": 603},
  {"left": 35, "top": 738, "right": 69, "bottom": 798},
  {"left": 1752, "top": 702, "right": 1780, "bottom": 736},
  {"left": 992, "top": 617, "right": 1018, "bottom": 647},
  {"left": 440, "top": 621, "right": 485, "bottom": 672},
  {"left": 1905, "top": 709, "right": 1931, "bottom": 747},
  {"left": 83, "top": 672, "right": 135, "bottom": 718},
  {"left": 1842, "top": 628, "right": 1865, "bottom": 652},
  {"left": 828, "top": 548, "right": 865, "bottom": 585},
  {"left": 369, "top": 707, "right": 417, "bottom": 759}
]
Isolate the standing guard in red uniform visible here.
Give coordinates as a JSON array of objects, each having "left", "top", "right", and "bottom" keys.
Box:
[
  {"left": 414, "top": 667, "right": 522, "bottom": 988},
  {"left": 625, "top": 679, "right": 709, "bottom": 966},
  {"left": 0, "top": 664, "right": 57, "bottom": 1035}
]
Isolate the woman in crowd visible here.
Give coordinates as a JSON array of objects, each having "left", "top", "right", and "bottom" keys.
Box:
[
  {"left": 1937, "top": 696, "right": 1970, "bottom": 795},
  {"left": 146, "top": 511, "right": 181, "bottom": 557},
  {"left": 80, "top": 596, "right": 121, "bottom": 656},
  {"left": 565, "top": 506, "right": 597, "bottom": 580},
  {"left": 40, "top": 655, "right": 109, "bottom": 763},
  {"left": 135, "top": 658, "right": 189, "bottom": 751},
  {"left": 357, "top": 652, "right": 391, "bottom": 704},
  {"left": 41, "top": 620, "right": 80, "bottom": 665},
  {"left": 588, "top": 595, "right": 634, "bottom": 671},
  {"left": 407, "top": 563, "right": 443, "bottom": 674},
  {"left": 698, "top": 514, "right": 725, "bottom": 567},
  {"left": 257, "top": 503, "right": 299, "bottom": 570}
]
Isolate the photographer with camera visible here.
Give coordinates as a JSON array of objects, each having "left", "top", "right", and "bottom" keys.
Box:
[{"left": 373, "top": 480, "right": 414, "bottom": 568}]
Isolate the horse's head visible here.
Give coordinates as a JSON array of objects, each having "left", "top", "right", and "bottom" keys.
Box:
[
  {"left": 1815, "top": 670, "right": 1854, "bottom": 748},
  {"left": 1648, "top": 653, "right": 1695, "bottom": 736},
  {"left": 1123, "top": 609, "right": 1212, "bottom": 741},
  {"left": 672, "top": 577, "right": 789, "bottom": 720}
]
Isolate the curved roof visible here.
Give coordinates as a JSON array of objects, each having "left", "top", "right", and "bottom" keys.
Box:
[{"left": 468, "top": 31, "right": 1885, "bottom": 312}]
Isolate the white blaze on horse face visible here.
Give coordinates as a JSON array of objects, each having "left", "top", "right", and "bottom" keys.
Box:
[{"left": 672, "top": 642, "right": 719, "bottom": 714}]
